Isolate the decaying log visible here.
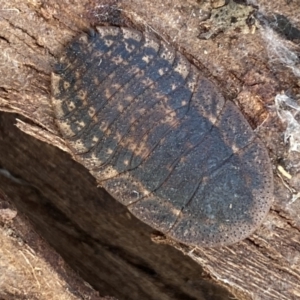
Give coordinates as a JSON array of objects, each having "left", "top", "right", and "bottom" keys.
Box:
[
  {"left": 1, "top": 0, "right": 300, "bottom": 299},
  {"left": 0, "top": 190, "right": 112, "bottom": 300}
]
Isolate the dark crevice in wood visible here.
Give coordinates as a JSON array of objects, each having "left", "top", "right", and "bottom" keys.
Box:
[{"left": 0, "top": 112, "right": 233, "bottom": 300}]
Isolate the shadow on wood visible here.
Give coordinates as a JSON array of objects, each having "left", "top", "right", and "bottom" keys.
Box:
[{"left": 0, "top": 112, "right": 234, "bottom": 300}]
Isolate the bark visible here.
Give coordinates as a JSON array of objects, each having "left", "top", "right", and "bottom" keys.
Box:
[
  {"left": 0, "top": 0, "right": 300, "bottom": 299},
  {"left": 0, "top": 190, "right": 110, "bottom": 300}
]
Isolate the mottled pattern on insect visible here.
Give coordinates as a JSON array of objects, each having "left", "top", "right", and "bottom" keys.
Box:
[{"left": 51, "top": 26, "right": 273, "bottom": 247}]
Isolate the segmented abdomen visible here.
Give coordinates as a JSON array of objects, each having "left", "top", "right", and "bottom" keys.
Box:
[{"left": 51, "top": 26, "right": 273, "bottom": 247}]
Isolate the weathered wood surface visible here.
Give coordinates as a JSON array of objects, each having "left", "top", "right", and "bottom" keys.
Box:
[
  {"left": 0, "top": 190, "right": 109, "bottom": 300},
  {"left": 0, "top": 0, "right": 300, "bottom": 299}
]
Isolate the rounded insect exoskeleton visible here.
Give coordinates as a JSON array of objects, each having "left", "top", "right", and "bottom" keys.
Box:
[{"left": 51, "top": 26, "right": 273, "bottom": 247}]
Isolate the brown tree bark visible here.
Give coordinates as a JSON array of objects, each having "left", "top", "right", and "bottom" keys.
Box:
[{"left": 1, "top": 0, "right": 300, "bottom": 299}]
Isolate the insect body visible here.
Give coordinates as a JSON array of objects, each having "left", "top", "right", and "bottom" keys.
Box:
[{"left": 51, "top": 26, "right": 273, "bottom": 247}]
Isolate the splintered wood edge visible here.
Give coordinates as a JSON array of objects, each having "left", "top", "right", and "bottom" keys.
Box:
[{"left": 15, "top": 119, "right": 71, "bottom": 154}]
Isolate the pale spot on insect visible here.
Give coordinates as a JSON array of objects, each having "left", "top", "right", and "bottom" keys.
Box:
[
  {"left": 88, "top": 107, "right": 96, "bottom": 117},
  {"left": 92, "top": 136, "right": 99, "bottom": 143},
  {"left": 78, "top": 90, "right": 87, "bottom": 100},
  {"left": 104, "top": 88, "right": 112, "bottom": 98},
  {"left": 75, "top": 71, "right": 81, "bottom": 79},
  {"left": 63, "top": 81, "right": 70, "bottom": 90},
  {"left": 111, "top": 55, "right": 123, "bottom": 64},
  {"left": 158, "top": 68, "right": 165, "bottom": 76},
  {"left": 117, "top": 104, "right": 124, "bottom": 112},
  {"left": 142, "top": 55, "right": 151, "bottom": 63},
  {"left": 67, "top": 101, "right": 75, "bottom": 110},
  {"left": 104, "top": 40, "right": 114, "bottom": 47},
  {"left": 171, "top": 83, "right": 177, "bottom": 90}
]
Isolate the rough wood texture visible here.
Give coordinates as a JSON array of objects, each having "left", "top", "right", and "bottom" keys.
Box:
[
  {"left": 0, "top": 0, "right": 300, "bottom": 299},
  {"left": 0, "top": 191, "right": 110, "bottom": 300}
]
